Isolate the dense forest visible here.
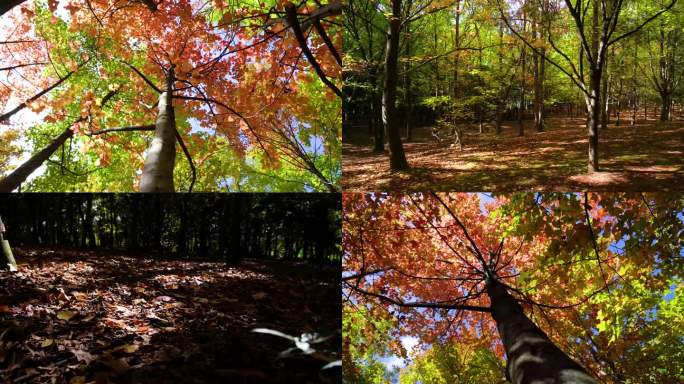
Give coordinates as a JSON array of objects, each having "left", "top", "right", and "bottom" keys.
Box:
[
  {"left": 0, "top": 193, "right": 340, "bottom": 263},
  {"left": 343, "top": 0, "right": 684, "bottom": 191},
  {"left": 0, "top": 193, "right": 341, "bottom": 383},
  {"left": 343, "top": 192, "right": 683, "bottom": 383},
  {"left": 0, "top": 0, "right": 341, "bottom": 192}
]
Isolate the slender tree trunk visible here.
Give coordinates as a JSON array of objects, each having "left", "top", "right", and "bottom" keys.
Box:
[
  {"left": 586, "top": 69, "right": 601, "bottom": 173},
  {"left": 518, "top": 13, "right": 528, "bottom": 137},
  {"left": 404, "top": 20, "right": 413, "bottom": 142},
  {"left": 453, "top": 0, "right": 461, "bottom": 99},
  {"left": 382, "top": 0, "right": 409, "bottom": 171},
  {"left": 84, "top": 195, "right": 96, "bottom": 248},
  {"left": 0, "top": 127, "right": 73, "bottom": 192},
  {"left": 487, "top": 278, "right": 598, "bottom": 384},
  {"left": 140, "top": 67, "right": 177, "bottom": 192},
  {"left": 601, "top": 70, "right": 610, "bottom": 129},
  {"left": 533, "top": 19, "right": 545, "bottom": 132}
]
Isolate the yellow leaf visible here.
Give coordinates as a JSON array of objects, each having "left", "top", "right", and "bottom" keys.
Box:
[
  {"left": 56, "top": 310, "right": 76, "bottom": 321},
  {"left": 114, "top": 343, "right": 139, "bottom": 354},
  {"left": 41, "top": 339, "right": 54, "bottom": 347},
  {"left": 69, "top": 376, "right": 86, "bottom": 384}
]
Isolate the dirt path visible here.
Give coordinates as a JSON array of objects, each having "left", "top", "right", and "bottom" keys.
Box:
[{"left": 343, "top": 117, "right": 684, "bottom": 191}]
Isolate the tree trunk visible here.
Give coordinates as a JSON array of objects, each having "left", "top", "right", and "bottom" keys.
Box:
[
  {"left": 487, "top": 278, "right": 598, "bottom": 384},
  {"left": 495, "top": 111, "right": 502, "bottom": 134},
  {"left": 1, "top": 238, "right": 17, "bottom": 272},
  {"left": 533, "top": 20, "right": 545, "bottom": 132},
  {"left": 631, "top": 97, "right": 637, "bottom": 126},
  {"left": 84, "top": 195, "right": 96, "bottom": 248},
  {"left": 586, "top": 69, "right": 601, "bottom": 173},
  {"left": 382, "top": 0, "right": 409, "bottom": 171},
  {"left": 371, "top": 89, "right": 385, "bottom": 152},
  {"left": 453, "top": 0, "right": 461, "bottom": 99},
  {"left": 601, "top": 70, "right": 610, "bottom": 129},
  {"left": 0, "top": 127, "right": 73, "bottom": 192},
  {"left": 140, "top": 67, "right": 177, "bottom": 192},
  {"left": 518, "top": 38, "right": 526, "bottom": 137},
  {"left": 660, "top": 92, "right": 672, "bottom": 121},
  {"left": 404, "top": 20, "right": 413, "bottom": 142}
]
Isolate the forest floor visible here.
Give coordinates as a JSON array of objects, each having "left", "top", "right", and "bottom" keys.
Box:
[
  {"left": 342, "top": 117, "right": 684, "bottom": 191},
  {"left": 0, "top": 246, "right": 340, "bottom": 384}
]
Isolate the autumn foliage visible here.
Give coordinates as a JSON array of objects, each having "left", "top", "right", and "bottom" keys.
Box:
[
  {"left": 0, "top": 0, "right": 341, "bottom": 191},
  {"left": 343, "top": 192, "right": 683, "bottom": 383}
]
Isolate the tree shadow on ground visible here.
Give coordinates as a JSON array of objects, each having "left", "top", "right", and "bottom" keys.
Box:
[
  {"left": 342, "top": 117, "right": 684, "bottom": 191},
  {"left": 0, "top": 246, "right": 340, "bottom": 384}
]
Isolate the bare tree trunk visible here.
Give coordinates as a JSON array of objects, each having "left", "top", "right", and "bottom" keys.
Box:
[
  {"left": 382, "top": 0, "right": 409, "bottom": 171},
  {"left": 0, "top": 127, "right": 73, "bottom": 192},
  {"left": 453, "top": 0, "right": 461, "bottom": 99},
  {"left": 404, "top": 20, "right": 413, "bottom": 142},
  {"left": 532, "top": 17, "right": 545, "bottom": 132},
  {"left": 140, "top": 67, "right": 177, "bottom": 192},
  {"left": 601, "top": 64, "right": 610, "bottom": 129},
  {"left": 586, "top": 70, "right": 601, "bottom": 173},
  {"left": 487, "top": 278, "right": 598, "bottom": 384},
  {"left": 518, "top": 28, "right": 526, "bottom": 137}
]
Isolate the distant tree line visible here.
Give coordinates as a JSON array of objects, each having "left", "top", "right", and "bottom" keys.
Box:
[{"left": 0, "top": 194, "right": 341, "bottom": 264}]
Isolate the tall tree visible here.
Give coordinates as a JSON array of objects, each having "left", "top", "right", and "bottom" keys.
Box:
[{"left": 343, "top": 192, "right": 683, "bottom": 383}]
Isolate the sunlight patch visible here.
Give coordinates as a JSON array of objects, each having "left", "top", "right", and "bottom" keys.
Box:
[{"left": 568, "top": 172, "right": 628, "bottom": 185}]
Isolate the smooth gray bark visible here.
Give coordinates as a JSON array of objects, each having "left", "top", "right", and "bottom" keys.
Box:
[
  {"left": 140, "top": 71, "right": 176, "bottom": 192},
  {"left": 0, "top": 127, "right": 73, "bottom": 192}
]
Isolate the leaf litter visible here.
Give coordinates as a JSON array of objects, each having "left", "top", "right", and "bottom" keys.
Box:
[{"left": 0, "top": 247, "right": 340, "bottom": 383}]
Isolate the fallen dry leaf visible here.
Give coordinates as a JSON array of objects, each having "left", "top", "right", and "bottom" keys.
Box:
[
  {"left": 56, "top": 310, "right": 76, "bottom": 321},
  {"left": 252, "top": 292, "right": 267, "bottom": 300},
  {"left": 114, "top": 343, "right": 139, "bottom": 354},
  {"left": 71, "top": 349, "right": 95, "bottom": 364}
]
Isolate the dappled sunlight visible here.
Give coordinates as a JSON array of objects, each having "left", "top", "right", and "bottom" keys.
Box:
[
  {"left": 343, "top": 117, "right": 684, "bottom": 191},
  {"left": 0, "top": 247, "right": 340, "bottom": 383}
]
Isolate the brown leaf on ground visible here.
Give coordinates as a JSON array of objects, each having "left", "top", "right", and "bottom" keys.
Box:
[{"left": 343, "top": 117, "right": 684, "bottom": 191}]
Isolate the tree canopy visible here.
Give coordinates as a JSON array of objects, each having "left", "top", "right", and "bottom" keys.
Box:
[
  {"left": 343, "top": 192, "right": 683, "bottom": 383},
  {"left": 0, "top": 0, "right": 341, "bottom": 192}
]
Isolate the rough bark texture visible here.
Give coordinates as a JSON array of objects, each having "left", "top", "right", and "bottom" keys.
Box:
[
  {"left": 487, "top": 279, "right": 598, "bottom": 384},
  {"left": 0, "top": 127, "right": 74, "bottom": 192},
  {"left": 382, "top": 0, "right": 408, "bottom": 171},
  {"left": 140, "top": 71, "right": 177, "bottom": 192}
]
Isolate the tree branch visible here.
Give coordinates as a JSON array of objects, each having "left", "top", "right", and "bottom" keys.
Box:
[
  {"left": 174, "top": 128, "right": 196, "bottom": 192},
  {"left": 0, "top": 62, "right": 47, "bottom": 71},
  {"left": 608, "top": 0, "right": 677, "bottom": 46},
  {"left": 171, "top": 94, "right": 271, "bottom": 159},
  {"left": 87, "top": 124, "right": 156, "bottom": 135},
  {"left": 346, "top": 283, "right": 492, "bottom": 313},
  {"left": 313, "top": 19, "right": 342, "bottom": 66},
  {"left": 122, "top": 61, "right": 161, "bottom": 93},
  {"left": 285, "top": 3, "right": 343, "bottom": 99}
]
